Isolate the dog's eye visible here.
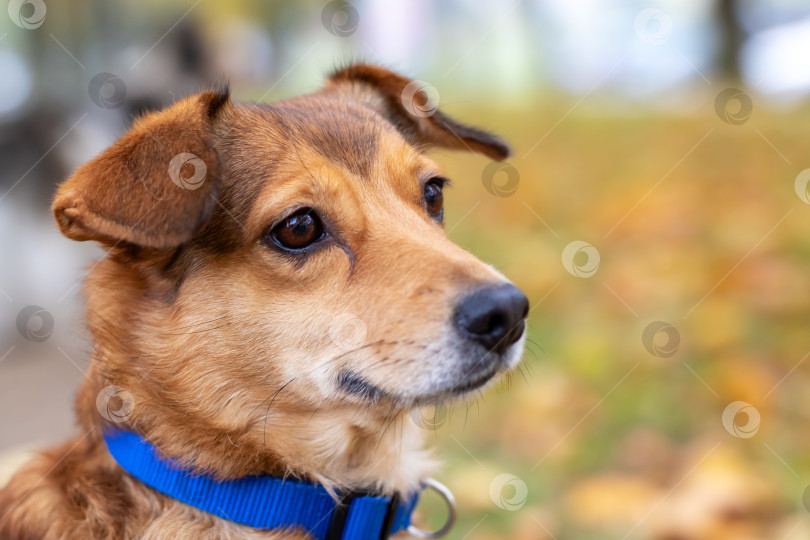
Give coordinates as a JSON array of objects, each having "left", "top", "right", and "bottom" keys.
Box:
[
  {"left": 424, "top": 178, "right": 445, "bottom": 221},
  {"left": 268, "top": 209, "right": 325, "bottom": 251}
]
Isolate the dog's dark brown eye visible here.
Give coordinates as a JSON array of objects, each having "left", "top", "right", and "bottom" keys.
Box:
[
  {"left": 269, "top": 209, "right": 324, "bottom": 251},
  {"left": 424, "top": 179, "right": 444, "bottom": 221}
]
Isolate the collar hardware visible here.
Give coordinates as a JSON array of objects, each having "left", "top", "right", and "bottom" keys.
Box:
[
  {"left": 378, "top": 490, "right": 402, "bottom": 539},
  {"left": 325, "top": 488, "right": 402, "bottom": 540},
  {"left": 406, "top": 477, "right": 456, "bottom": 539}
]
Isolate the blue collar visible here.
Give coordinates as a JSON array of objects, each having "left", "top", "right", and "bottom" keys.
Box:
[{"left": 103, "top": 428, "right": 420, "bottom": 540}]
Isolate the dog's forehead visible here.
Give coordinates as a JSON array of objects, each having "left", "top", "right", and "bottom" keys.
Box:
[{"left": 231, "top": 95, "right": 393, "bottom": 178}]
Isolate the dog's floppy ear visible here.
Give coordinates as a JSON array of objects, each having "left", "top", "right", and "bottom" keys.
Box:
[
  {"left": 327, "top": 63, "right": 510, "bottom": 161},
  {"left": 53, "top": 89, "right": 229, "bottom": 249}
]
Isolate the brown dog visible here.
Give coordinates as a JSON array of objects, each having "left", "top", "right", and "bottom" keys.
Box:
[{"left": 0, "top": 63, "right": 527, "bottom": 539}]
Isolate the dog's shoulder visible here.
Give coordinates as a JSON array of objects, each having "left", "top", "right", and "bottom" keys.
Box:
[{"left": 0, "top": 435, "right": 137, "bottom": 539}]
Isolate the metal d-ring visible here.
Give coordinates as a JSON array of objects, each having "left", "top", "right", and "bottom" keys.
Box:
[{"left": 407, "top": 477, "right": 456, "bottom": 538}]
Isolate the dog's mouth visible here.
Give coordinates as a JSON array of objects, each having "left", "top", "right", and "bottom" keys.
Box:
[
  {"left": 337, "top": 348, "right": 511, "bottom": 407},
  {"left": 445, "top": 361, "right": 501, "bottom": 395},
  {"left": 418, "top": 352, "right": 505, "bottom": 404},
  {"left": 337, "top": 370, "right": 391, "bottom": 403}
]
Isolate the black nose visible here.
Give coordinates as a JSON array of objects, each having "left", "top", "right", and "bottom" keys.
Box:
[{"left": 454, "top": 284, "right": 529, "bottom": 354}]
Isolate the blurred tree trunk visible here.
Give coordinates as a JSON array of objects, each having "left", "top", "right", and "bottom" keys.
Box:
[{"left": 716, "top": 0, "right": 742, "bottom": 81}]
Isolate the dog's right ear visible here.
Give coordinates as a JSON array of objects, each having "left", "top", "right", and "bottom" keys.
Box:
[
  {"left": 327, "top": 63, "right": 511, "bottom": 161},
  {"left": 53, "top": 89, "right": 229, "bottom": 249}
]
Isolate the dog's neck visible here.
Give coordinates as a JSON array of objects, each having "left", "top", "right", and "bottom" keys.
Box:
[{"left": 76, "top": 363, "right": 435, "bottom": 496}]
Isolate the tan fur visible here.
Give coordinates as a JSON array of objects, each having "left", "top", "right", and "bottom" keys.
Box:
[{"left": 0, "top": 64, "right": 520, "bottom": 539}]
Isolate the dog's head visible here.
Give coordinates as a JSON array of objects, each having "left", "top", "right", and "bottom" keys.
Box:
[{"left": 54, "top": 64, "right": 527, "bottom": 488}]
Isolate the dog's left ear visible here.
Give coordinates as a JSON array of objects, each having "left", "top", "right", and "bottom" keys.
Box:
[
  {"left": 327, "top": 63, "right": 511, "bottom": 161},
  {"left": 52, "top": 89, "right": 229, "bottom": 250}
]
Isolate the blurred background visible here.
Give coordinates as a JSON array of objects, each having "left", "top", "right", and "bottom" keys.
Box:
[{"left": 2, "top": 0, "right": 810, "bottom": 538}]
